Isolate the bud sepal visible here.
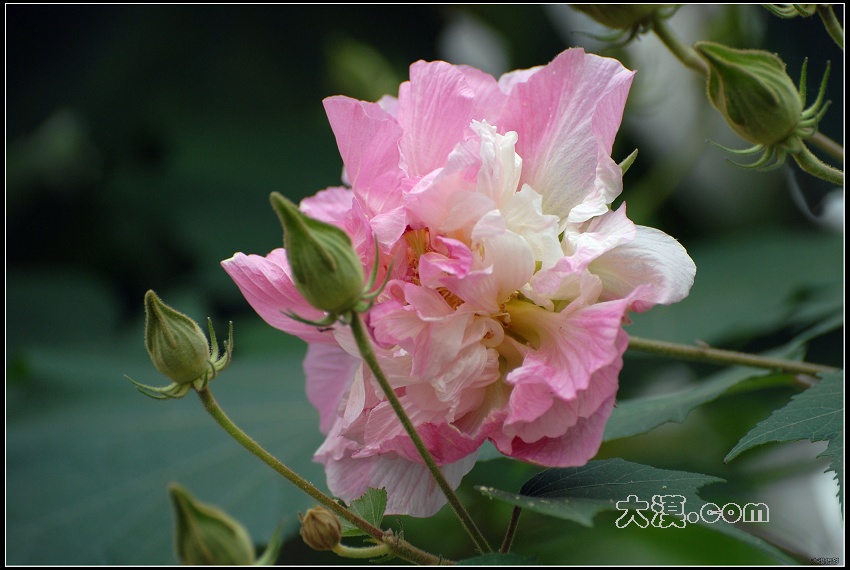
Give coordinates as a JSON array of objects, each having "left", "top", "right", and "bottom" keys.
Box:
[
  {"left": 125, "top": 291, "right": 233, "bottom": 399},
  {"left": 270, "top": 192, "right": 390, "bottom": 328},
  {"left": 696, "top": 42, "right": 834, "bottom": 174}
]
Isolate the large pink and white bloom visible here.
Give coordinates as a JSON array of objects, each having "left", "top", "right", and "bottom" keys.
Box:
[{"left": 223, "top": 49, "right": 695, "bottom": 517}]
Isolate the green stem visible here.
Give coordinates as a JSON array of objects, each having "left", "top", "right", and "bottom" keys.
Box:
[
  {"left": 499, "top": 506, "right": 522, "bottom": 554},
  {"left": 817, "top": 5, "right": 844, "bottom": 51},
  {"left": 793, "top": 143, "right": 845, "bottom": 186},
  {"left": 809, "top": 132, "right": 844, "bottom": 163},
  {"left": 196, "top": 388, "right": 447, "bottom": 565},
  {"left": 627, "top": 336, "right": 839, "bottom": 376},
  {"left": 349, "top": 311, "right": 493, "bottom": 554},
  {"left": 651, "top": 16, "right": 708, "bottom": 75}
]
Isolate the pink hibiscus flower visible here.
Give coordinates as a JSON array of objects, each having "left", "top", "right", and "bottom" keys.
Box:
[{"left": 222, "top": 48, "right": 696, "bottom": 517}]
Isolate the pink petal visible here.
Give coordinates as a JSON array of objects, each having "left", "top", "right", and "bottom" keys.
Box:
[
  {"left": 491, "top": 395, "right": 616, "bottom": 467},
  {"left": 323, "top": 96, "right": 404, "bottom": 215},
  {"left": 590, "top": 225, "right": 697, "bottom": 312},
  {"left": 300, "top": 186, "right": 353, "bottom": 225},
  {"left": 397, "top": 60, "right": 476, "bottom": 177},
  {"left": 304, "top": 343, "right": 361, "bottom": 433},
  {"left": 318, "top": 439, "right": 478, "bottom": 516},
  {"left": 221, "top": 250, "right": 334, "bottom": 343},
  {"left": 500, "top": 49, "right": 635, "bottom": 223}
]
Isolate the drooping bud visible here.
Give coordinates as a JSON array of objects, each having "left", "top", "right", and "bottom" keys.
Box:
[
  {"left": 169, "top": 483, "right": 256, "bottom": 565},
  {"left": 570, "top": 4, "right": 671, "bottom": 31},
  {"left": 298, "top": 507, "right": 342, "bottom": 551},
  {"left": 762, "top": 4, "right": 817, "bottom": 18},
  {"left": 144, "top": 290, "right": 212, "bottom": 385},
  {"left": 270, "top": 192, "right": 366, "bottom": 316},
  {"left": 695, "top": 42, "right": 803, "bottom": 147}
]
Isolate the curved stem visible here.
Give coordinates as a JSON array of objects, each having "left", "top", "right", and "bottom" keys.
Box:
[
  {"left": 793, "top": 143, "right": 845, "bottom": 186},
  {"left": 651, "top": 17, "right": 708, "bottom": 75},
  {"left": 627, "top": 336, "right": 839, "bottom": 376},
  {"left": 499, "top": 506, "right": 523, "bottom": 554},
  {"left": 817, "top": 5, "right": 844, "bottom": 51},
  {"left": 196, "top": 388, "right": 447, "bottom": 565},
  {"left": 809, "top": 132, "right": 845, "bottom": 164},
  {"left": 349, "top": 311, "right": 493, "bottom": 554}
]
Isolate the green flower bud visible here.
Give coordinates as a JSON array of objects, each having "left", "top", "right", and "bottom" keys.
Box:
[
  {"left": 298, "top": 507, "right": 342, "bottom": 552},
  {"left": 570, "top": 4, "right": 671, "bottom": 31},
  {"left": 270, "top": 192, "right": 366, "bottom": 316},
  {"left": 763, "top": 4, "right": 818, "bottom": 18},
  {"left": 169, "top": 483, "right": 256, "bottom": 565},
  {"left": 695, "top": 42, "right": 803, "bottom": 146},
  {"left": 144, "top": 290, "right": 212, "bottom": 385}
]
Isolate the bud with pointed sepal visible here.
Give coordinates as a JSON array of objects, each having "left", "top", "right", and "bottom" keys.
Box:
[
  {"left": 696, "top": 42, "right": 803, "bottom": 147},
  {"left": 125, "top": 291, "right": 233, "bottom": 399},
  {"left": 145, "top": 290, "right": 212, "bottom": 385},
  {"left": 169, "top": 483, "right": 256, "bottom": 565},
  {"left": 570, "top": 4, "right": 672, "bottom": 32},
  {"left": 271, "top": 192, "right": 386, "bottom": 326}
]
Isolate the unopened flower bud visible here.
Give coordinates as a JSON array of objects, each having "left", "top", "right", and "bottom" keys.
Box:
[
  {"left": 763, "top": 4, "right": 817, "bottom": 18},
  {"left": 144, "top": 290, "right": 212, "bottom": 384},
  {"left": 270, "top": 192, "right": 365, "bottom": 315},
  {"left": 695, "top": 42, "right": 803, "bottom": 146},
  {"left": 169, "top": 483, "right": 256, "bottom": 565},
  {"left": 570, "top": 4, "right": 670, "bottom": 31},
  {"left": 298, "top": 507, "right": 342, "bottom": 551}
]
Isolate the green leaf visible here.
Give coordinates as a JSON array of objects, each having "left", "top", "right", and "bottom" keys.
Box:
[
  {"left": 606, "top": 350, "right": 800, "bottom": 442},
  {"left": 456, "top": 553, "right": 538, "bottom": 565},
  {"left": 339, "top": 488, "right": 387, "bottom": 537},
  {"left": 478, "top": 458, "right": 723, "bottom": 527},
  {"left": 725, "top": 371, "right": 843, "bottom": 499},
  {"left": 476, "top": 459, "right": 795, "bottom": 564},
  {"left": 6, "top": 334, "right": 327, "bottom": 565}
]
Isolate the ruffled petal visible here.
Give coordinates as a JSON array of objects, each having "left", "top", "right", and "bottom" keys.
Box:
[
  {"left": 318, "top": 438, "right": 478, "bottom": 516},
  {"left": 500, "top": 49, "right": 635, "bottom": 225},
  {"left": 397, "top": 60, "right": 475, "bottom": 177},
  {"left": 590, "top": 225, "right": 697, "bottom": 312},
  {"left": 304, "top": 343, "right": 361, "bottom": 433},
  {"left": 323, "top": 96, "right": 404, "bottom": 215}
]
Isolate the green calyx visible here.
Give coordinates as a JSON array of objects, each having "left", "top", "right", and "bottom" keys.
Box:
[
  {"left": 271, "top": 192, "right": 389, "bottom": 327},
  {"left": 169, "top": 483, "right": 257, "bottom": 565},
  {"left": 125, "top": 291, "right": 232, "bottom": 399},
  {"left": 571, "top": 4, "right": 671, "bottom": 31},
  {"left": 697, "top": 41, "right": 803, "bottom": 147},
  {"left": 696, "top": 42, "right": 834, "bottom": 177},
  {"left": 271, "top": 192, "right": 365, "bottom": 315}
]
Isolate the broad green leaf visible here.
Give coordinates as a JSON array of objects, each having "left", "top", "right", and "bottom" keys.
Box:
[
  {"left": 6, "top": 333, "right": 326, "bottom": 565},
  {"left": 725, "top": 371, "right": 843, "bottom": 499},
  {"left": 339, "top": 488, "right": 387, "bottom": 537},
  {"left": 456, "top": 553, "right": 537, "bottom": 565},
  {"left": 476, "top": 459, "right": 795, "bottom": 564},
  {"left": 477, "top": 458, "right": 723, "bottom": 528},
  {"left": 607, "top": 317, "right": 841, "bottom": 441}
]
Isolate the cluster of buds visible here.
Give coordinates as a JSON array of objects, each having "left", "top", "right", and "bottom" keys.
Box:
[
  {"left": 570, "top": 4, "right": 678, "bottom": 41},
  {"left": 695, "top": 41, "right": 832, "bottom": 171},
  {"left": 125, "top": 290, "right": 233, "bottom": 399}
]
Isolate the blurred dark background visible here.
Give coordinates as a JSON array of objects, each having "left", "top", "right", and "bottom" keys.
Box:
[{"left": 6, "top": 5, "right": 843, "bottom": 564}]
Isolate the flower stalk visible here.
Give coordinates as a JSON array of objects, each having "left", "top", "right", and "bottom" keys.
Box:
[
  {"left": 627, "top": 335, "right": 838, "bottom": 375},
  {"left": 349, "top": 311, "right": 493, "bottom": 554},
  {"left": 651, "top": 16, "right": 708, "bottom": 76},
  {"left": 817, "top": 5, "right": 844, "bottom": 51},
  {"left": 196, "top": 387, "right": 446, "bottom": 565}
]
